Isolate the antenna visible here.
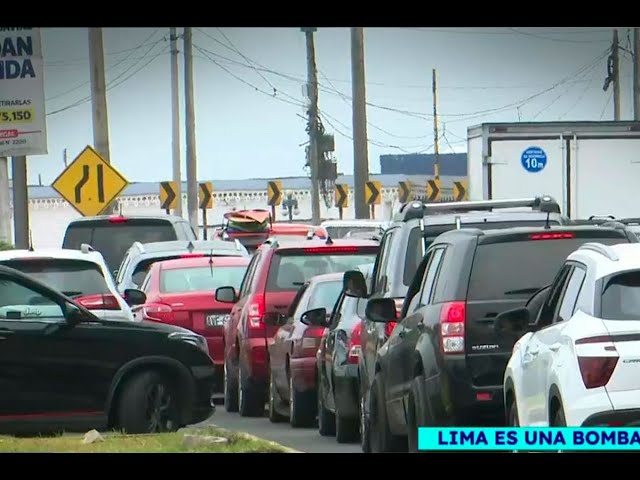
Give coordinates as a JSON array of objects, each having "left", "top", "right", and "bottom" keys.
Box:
[
  {"left": 325, "top": 235, "right": 334, "bottom": 245},
  {"left": 455, "top": 216, "right": 461, "bottom": 230},
  {"left": 186, "top": 241, "right": 195, "bottom": 253},
  {"left": 209, "top": 249, "right": 214, "bottom": 277},
  {"left": 28, "top": 230, "right": 34, "bottom": 251},
  {"left": 544, "top": 211, "right": 551, "bottom": 230}
]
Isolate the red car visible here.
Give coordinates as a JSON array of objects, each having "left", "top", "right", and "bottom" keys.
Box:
[
  {"left": 215, "top": 238, "right": 379, "bottom": 417},
  {"left": 132, "top": 255, "right": 250, "bottom": 393},
  {"left": 268, "top": 272, "right": 344, "bottom": 427}
]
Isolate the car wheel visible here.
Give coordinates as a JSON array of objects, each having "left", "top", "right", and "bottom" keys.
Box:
[
  {"left": 407, "top": 385, "right": 420, "bottom": 452},
  {"left": 224, "top": 360, "right": 238, "bottom": 413},
  {"left": 360, "top": 391, "right": 371, "bottom": 453},
  {"left": 268, "top": 369, "right": 287, "bottom": 423},
  {"left": 369, "top": 372, "right": 405, "bottom": 453},
  {"left": 289, "top": 374, "right": 316, "bottom": 428},
  {"left": 116, "top": 370, "right": 179, "bottom": 434},
  {"left": 552, "top": 403, "right": 567, "bottom": 453},
  {"left": 336, "top": 407, "right": 359, "bottom": 444},
  {"left": 508, "top": 397, "right": 519, "bottom": 427},
  {"left": 317, "top": 375, "right": 336, "bottom": 436},
  {"left": 238, "top": 364, "right": 264, "bottom": 417}
]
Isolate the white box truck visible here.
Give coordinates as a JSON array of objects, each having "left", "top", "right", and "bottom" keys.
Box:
[{"left": 467, "top": 121, "right": 640, "bottom": 219}]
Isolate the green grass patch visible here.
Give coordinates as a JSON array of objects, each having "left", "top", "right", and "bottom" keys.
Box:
[{"left": 0, "top": 427, "right": 290, "bottom": 453}]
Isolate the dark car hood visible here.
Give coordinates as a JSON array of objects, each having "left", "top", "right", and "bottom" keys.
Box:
[{"left": 92, "top": 318, "right": 195, "bottom": 336}]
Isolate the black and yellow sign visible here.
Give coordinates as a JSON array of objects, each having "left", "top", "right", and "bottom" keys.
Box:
[
  {"left": 365, "top": 181, "right": 382, "bottom": 205},
  {"left": 426, "top": 179, "right": 441, "bottom": 203},
  {"left": 52, "top": 145, "right": 129, "bottom": 217},
  {"left": 453, "top": 180, "right": 468, "bottom": 202},
  {"left": 160, "top": 181, "right": 178, "bottom": 210},
  {"left": 267, "top": 180, "right": 282, "bottom": 206},
  {"left": 398, "top": 180, "right": 412, "bottom": 203},
  {"left": 199, "top": 182, "right": 213, "bottom": 209},
  {"left": 334, "top": 184, "right": 349, "bottom": 209}
]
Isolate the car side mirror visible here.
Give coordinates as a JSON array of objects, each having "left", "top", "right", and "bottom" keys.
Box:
[
  {"left": 343, "top": 270, "right": 368, "bottom": 298},
  {"left": 300, "top": 308, "right": 329, "bottom": 327},
  {"left": 494, "top": 307, "right": 531, "bottom": 336},
  {"left": 215, "top": 286, "right": 238, "bottom": 304},
  {"left": 365, "top": 298, "right": 397, "bottom": 323},
  {"left": 124, "top": 289, "right": 146, "bottom": 307}
]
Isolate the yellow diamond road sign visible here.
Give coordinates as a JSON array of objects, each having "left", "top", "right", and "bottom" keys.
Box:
[{"left": 52, "top": 146, "right": 129, "bottom": 217}]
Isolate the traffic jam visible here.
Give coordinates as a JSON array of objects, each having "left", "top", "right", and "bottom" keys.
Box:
[{"left": 2, "top": 196, "right": 640, "bottom": 452}]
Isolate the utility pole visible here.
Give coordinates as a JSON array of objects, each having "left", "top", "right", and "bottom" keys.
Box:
[
  {"left": 613, "top": 29, "right": 621, "bottom": 121},
  {"left": 634, "top": 28, "right": 640, "bottom": 120},
  {"left": 170, "top": 27, "right": 183, "bottom": 217},
  {"left": 302, "top": 27, "right": 321, "bottom": 225},
  {"left": 183, "top": 27, "right": 199, "bottom": 233},
  {"left": 88, "top": 28, "right": 116, "bottom": 213},
  {"left": 351, "top": 27, "right": 370, "bottom": 220},
  {"left": 432, "top": 69, "right": 441, "bottom": 182},
  {"left": 0, "top": 157, "right": 11, "bottom": 245},
  {"left": 12, "top": 156, "right": 29, "bottom": 249}
]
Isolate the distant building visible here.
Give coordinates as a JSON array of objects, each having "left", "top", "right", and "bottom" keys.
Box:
[{"left": 379, "top": 153, "right": 467, "bottom": 176}]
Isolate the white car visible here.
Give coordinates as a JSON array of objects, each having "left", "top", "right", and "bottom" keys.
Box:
[
  {"left": 0, "top": 245, "right": 137, "bottom": 322},
  {"left": 503, "top": 242, "right": 640, "bottom": 427}
]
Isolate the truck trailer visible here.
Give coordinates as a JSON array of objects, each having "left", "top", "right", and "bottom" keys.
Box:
[{"left": 466, "top": 121, "right": 640, "bottom": 219}]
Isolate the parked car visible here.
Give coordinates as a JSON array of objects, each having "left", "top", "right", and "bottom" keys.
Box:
[
  {"left": 215, "top": 237, "right": 379, "bottom": 417},
  {"left": 355, "top": 195, "right": 569, "bottom": 452},
  {"left": 115, "top": 239, "right": 247, "bottom": 293},
  {"left": 267, "top": 273, "right": 343, "bottom": 427},
  {"left": 0, "top": 245, "right": 142, "bottom": 322},
  {"left": 62, "top": 214, "right": 197, "bottom": 273},
  {"left": 132, "top": 255, "right": 250, "bottom": 394},
  {"left": 0, "top": 264, "right": 215, "bottom": 435},
  {"left": 361, "top": 222, "right": 637, "bottom": 452},
  {"left": 502, "top": 242, "right": 640, "bottom": 428}
]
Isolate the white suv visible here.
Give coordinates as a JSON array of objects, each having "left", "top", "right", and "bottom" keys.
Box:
[
  {"left": 502, "top": 242, "right": 640, "bottom": 428},
  {"left": 0, "top": 245, "right": 137, "bottom": 322}
]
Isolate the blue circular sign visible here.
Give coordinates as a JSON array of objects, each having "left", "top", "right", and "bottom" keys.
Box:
[{"left": 521, "top": 146, "right": 547, "bottom": 173}]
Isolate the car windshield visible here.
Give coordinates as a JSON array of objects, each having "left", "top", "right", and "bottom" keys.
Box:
[
  {"left": 308, "top": 280, "right": 344, "bottom": 311},
  {"left": 601, "top": 270, "right": 640, "bottom": 320},
  {"left": 467, "top": 235, "right": 628, "bottom": 301},
  {"left": 267, "top": 250, "right": 377, "bottom": 292},
  {"left": 160, "top": 265, "right": 248, "bottom": 293},
  {"left": 0, "top": 259, "right": 110, "bottom": 298}
]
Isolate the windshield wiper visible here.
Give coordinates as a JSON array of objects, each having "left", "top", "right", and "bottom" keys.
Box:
[{"left": 504, "top": 288, "right": 541, "bottom": 295}]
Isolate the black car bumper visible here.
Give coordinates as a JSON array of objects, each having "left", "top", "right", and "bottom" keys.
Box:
[
  {"left": 189, "top": 366, "right": 216, "bottom": 424},
  {"left": 582, "top": 409, "right": 640, "bottom": 427},
  {"left": 333, "top": 364, "right": 359, "bottom": 419}
]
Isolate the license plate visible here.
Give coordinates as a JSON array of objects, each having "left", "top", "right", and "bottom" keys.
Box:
[{"left": 206, "top": 314, "right": 225, "bottom": 327}]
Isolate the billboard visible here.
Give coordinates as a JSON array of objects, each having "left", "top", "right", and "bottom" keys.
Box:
[{"left": 0, "top": 27, "right": 48, "bottom": 157}]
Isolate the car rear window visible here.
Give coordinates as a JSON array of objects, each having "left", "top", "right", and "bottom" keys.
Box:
[
  {"left": 601, "top": 271, "right": 640, "bottom": 320},
  {"left": 0, "top": 259, "right": 110, "bottom": 298},
  {"left": 467, "top": 234, "right": 629, "bottom": 301},
  {"left": 308, "top": 280, "right": 344, "bottom": 311},
  {"left": 63, "top": 221, "right": 179, "bottom": 271},
  {"left": 267, "top": 249, "right": 377, "bottom": 292},
  {"left": 160, "top": 265, "right": 247, "bottom": 293}
]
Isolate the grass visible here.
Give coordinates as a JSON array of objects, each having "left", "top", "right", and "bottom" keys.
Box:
[{"left": 0, "top": 427, "right": 291, "bottom": 453}]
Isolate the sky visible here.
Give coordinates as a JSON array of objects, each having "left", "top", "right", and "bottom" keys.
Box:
[{"left": 24, "top": 27, "right": 632, "bottom": 185}]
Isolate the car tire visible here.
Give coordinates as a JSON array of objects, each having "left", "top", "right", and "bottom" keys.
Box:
[
  {"left": 116, "top": 370, "right": 179, "bottom": 434},
  {"left": 336, "top": 409, "right": 359, "bottom": 444},
  {"left": 407, "top": 375, "right": 429, "bottom": 453},
  {"left": 508, "top": 397, "right": 519, "bottom": 427},
  {"left": 238, "top": 364, "right": 264, "bottom": 417},
  {"left": 369, "top": 372, "right": 405, "bottom": 453},
  {"left": 223, "top": 360, "right": 239, "bottom": 413},
  {"left": 289, "top": 374, "right": 316, "bottom": 428},
  {"left": 360, "top": 390, "right": 371, "bottom": 453},
  {"left": 268, "top": 369, "right": 287, "bottom": 423},
  {"left": 318, "top": 375, "right": 336, "bottom": 436},
  {"left": 553, "top": 404, "right": 567, "bottom": 426}
]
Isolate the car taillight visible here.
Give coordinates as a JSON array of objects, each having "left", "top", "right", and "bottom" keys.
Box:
[
  {"left": 142, "top": 304, "right": 174, "bottom": 323},
  {"left": 75, "top": 294, "right": 121, "bottom": 311},
  {"left": 348, "top": 320, "right": 363, "bottom": 364},
  {"left": 575, "top": 335, "right": 619, "bottom": 389},
  {"left": 108, "top": 216, "right": 128, "bottom": 223},
  {"left": 439, "top": 301, "right": 466, "bottom": 354},
  {"left": 529, "top": 232, "right": 575, "bottom": 240},
  {"left": 248, "top": 293, "right": 266, "bottom": 329},
  {"left": 180, "top": 253, "right": 205, "bottom": 258}
]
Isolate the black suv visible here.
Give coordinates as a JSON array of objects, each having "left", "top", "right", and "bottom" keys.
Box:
[
  {"left": 0, "top": 265, "right": 215, "bottom": 435},
  {"left": 353, "top": 195, "right": 568, "bottom": 451},
  {"left": 362, "top": 223, "right": 638, "bottom": 452}
]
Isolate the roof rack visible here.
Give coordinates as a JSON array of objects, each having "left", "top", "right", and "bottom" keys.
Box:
[
  {"left": 617, "top": 218, "right": 640, "bottom": 225},
  {"left": 132, "top": 241, "right": 145, "bottom": 253},
  {"left": 234, "top": 239, "right": 243, "bottom": 251},
  {"left": 80, "top": 243, "right": 95, "bottom": 254},
  {"left": 399, "top": 195, "right": 560, "bottom": 222},
  {"left": 578, "top": 242, "right": 619, "bottom": 262}
]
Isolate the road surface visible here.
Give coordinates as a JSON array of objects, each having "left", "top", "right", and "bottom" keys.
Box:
[{"left": 200, "top": 405, "right": 361, "bottom": 453}]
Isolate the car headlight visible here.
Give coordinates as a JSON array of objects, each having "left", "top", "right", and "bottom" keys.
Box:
[{"left": 168, "top": 332, "right": 209, "bottom": 355}]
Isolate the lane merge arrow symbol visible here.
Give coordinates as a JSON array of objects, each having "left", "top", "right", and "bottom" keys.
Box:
[
  {"left": 334, "top": 184, "right": 349, "bottom": 208},
  {"left": 366, "top": 181, "right": 381, "bottom": 205},
  {"left": 453, "top": 180, "right": 468, "bottom": 202},
  {"left": 267, "top": 180, "right": 282, "bottom": 206},
  {"left": 160, "top": 181, "right": 176, "bottom": 210},
  {"left": 426, "top": 179, "right": 441, "bottom": 202},
  {"left": 199, "top": 182, "right": 213, "bottom": 209},
  {"left": 398, "top": 180, "right": 412, "bottom": 203}
]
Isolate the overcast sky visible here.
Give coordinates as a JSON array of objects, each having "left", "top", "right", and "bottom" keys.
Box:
[{"left": 29, "top": 27, "right": 630, "bottom": 185}]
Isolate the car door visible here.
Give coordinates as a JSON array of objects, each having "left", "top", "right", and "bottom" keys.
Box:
[
  {"left": 0, "top": 272, "right": 103, "bottom": 417},
  {"left": 518, "top": 264, "right": 571, "bottom": 425},
  {"left": 324, "top": 292, "right": 347, "bottom": 410}
]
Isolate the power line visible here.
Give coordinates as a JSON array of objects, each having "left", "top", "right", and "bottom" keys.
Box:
[
  {"left": 398, "top": 27, "right": 611, "bottom": 36},
  {"left": 506, "top": 28, "right": 610, "bottom": 44}
]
